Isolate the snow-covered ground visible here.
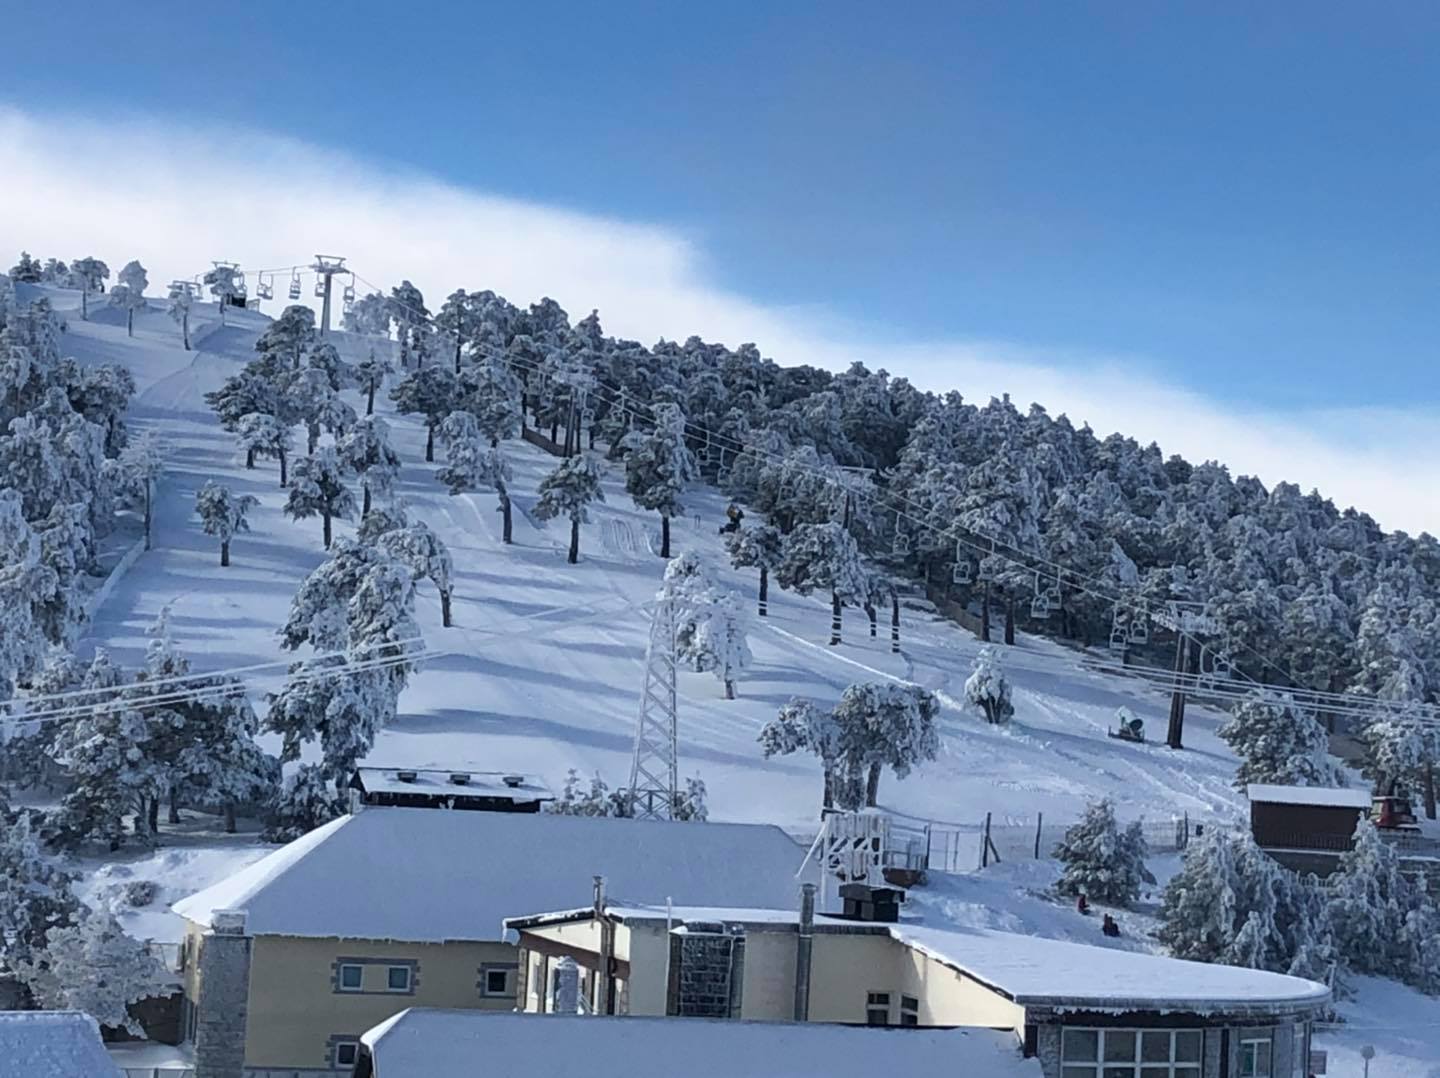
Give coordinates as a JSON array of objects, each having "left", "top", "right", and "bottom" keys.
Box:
[{"left": 29, "top": 285, "right": 1440, "bottom": 1073}]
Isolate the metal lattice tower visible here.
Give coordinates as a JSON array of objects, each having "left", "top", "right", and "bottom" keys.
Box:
[{"left": 627, "top": 598, "right": 679, "bottom": 820}]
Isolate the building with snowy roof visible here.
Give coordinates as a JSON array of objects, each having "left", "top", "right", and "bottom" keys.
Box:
[
  {"left": 505, "top": 889, "right": 1332, "bottom": 1078},
  {"left": 348, "top": 766, "right": 553, "bottom": 812},
  {"left": 354, "top": 1007, "right": 1043, "bottom": 1078},
  {"left": 0, "top": 1011, "right": 121, "bottom": 1078},
  {"left": 169, "top": 806, "right": 808, "bottom": 1077}
]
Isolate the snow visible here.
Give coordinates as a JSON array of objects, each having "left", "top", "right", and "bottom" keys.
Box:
[
  {"left": 353, "top": 765, "right": 553, "bottom": 801},
  {"left": 172, "top": 806, "right": 809, "bottom": 940},
  {"left": 360, "top": 1008, "right": 1040, "bottom": 1078},
  {"left": 0, "top": 1011, "right": 120, "bottom": 1078},
  {"left": 1246, "top": 784, "right": 1372, "bottom": 809}
]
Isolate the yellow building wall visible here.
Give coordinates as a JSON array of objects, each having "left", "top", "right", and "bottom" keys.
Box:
[
  {"left": 806, "top": 933, "right": 903, "bottom": 1023},
  {"left": 898, "top": 946, "right": 1027, "bottom": 1031},
  {"left": 241, "top": 934, "right": 518, "bottom": 1070},
  {"left": 739, "top": 930, "right": 798, "bottom": 1021},
  {"left": 622, "top": 925, "right": 671, "bottom": 1016}
]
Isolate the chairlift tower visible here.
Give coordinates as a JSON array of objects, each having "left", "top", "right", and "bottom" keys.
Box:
[
  {"left": 627, "top": 598, "right": 680, "bottom": 820},
  {"left": 311, "top": 255, "right": 348, "bottom": 335}
]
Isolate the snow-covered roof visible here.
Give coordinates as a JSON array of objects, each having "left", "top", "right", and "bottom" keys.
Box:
[
  {"left": 0, "top": 1012, "right": 120, "bottom": 1078},
  {"left": 1247, "top": 784, "right": 1371, "bottom": 810},
  {"left": 172, "top": 808, "right": 809, "bottom": 941},
  {"left": 518, "top": 904, "right": 1330, "bottom": 1014},
  {"left": 353, "top": 766, "right": 553, "bottom": 801},
  {"left": 360, "top": 1008, "right": 1039, "bottom": 1078}
]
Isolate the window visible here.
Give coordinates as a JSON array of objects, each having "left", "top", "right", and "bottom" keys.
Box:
[
  {"left": 482, "top": 966, "right": 514, "bottom": 997},
  {"left": 1061, "top": 1028, "right": 1202, "bottom": 1078},
  {"left": 386, "top": 965, "right": 412, "bottom": 992},
  {"left": 334, "top": 1040, "right": 359, "bottom": 1067},
  {"left": 900, "top": 995, "right": 919, "bottom": 1027},
  {"left": 337, "top": 964, "right": 363, "bottom": 992},
  {"left": 1240, "top": 1038, "right": 1272, "bottom": 1078},
  {"left": 865, "top": 991, "right": 890, "bottom": 1026}
]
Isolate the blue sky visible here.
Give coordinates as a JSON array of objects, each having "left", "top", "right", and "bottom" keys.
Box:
[{"left": 4, "top": 2, "right": 1436, "bottom": 410}]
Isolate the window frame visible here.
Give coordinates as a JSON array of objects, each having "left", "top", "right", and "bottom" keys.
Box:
[
  {"left": 482, "top": 966, "right": 513, "bottom": 997},
  {"left": 900, "top": 994, "right": 920, "bottom": 1027},
  {"left": 337, "top": 963, "right": 364, "bottom": 993},
  {"left": 865, "top": 990, "right": 891, "bottom": 1027},
  {"left": 333, "top": 1040, "right": 360, "bottom": 1067},
  {"left": 385, "top": 964, "right": 413, "bottom": 993},
  {"left": 1239, "top": 1036, "right": 1272, "bottom": 1078},
  {"left": 1060, "top": 1027, "right": 1205, "bottom": 1078}
]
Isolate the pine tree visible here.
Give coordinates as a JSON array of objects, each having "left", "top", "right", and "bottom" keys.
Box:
[
  {"left": 758, "top": 698, "right": 854, "bottom": 810},
  {"left": 111, "top": 431, "right": 164, "bottom": 550},
  {"left": 262, "top": 763, "right": 344, "bottom": 842},
  {"left": 459, "top": 356, "right": 523, "bottom": 444},
  {"left": 1218, "top": 692, "right": 1346, "bottom": 789},
  {"left": 0, "top": 803, "right": 80, "bottom": 967},
  {"left": 964, "top": 645, "right": 1014, "bottom": 725},
  {"left": 354, "top": 348, "right": 394, "bottom": 416},
  {"left": 1327, "top": 819, "right": 1418, "bottom": 981},
  {"left": 236, "top": 411, "right": 293, "bottom": 486},
  {"left": 390, "top": 363, "right": 458, "bottom": 462},
  {"left": 833, "top": 681, "right": 941, "bottom": 807},
  {"left": 8, "top": 251, "right": 42, "bottom": 283},
  {"left": 70, "top": 256, "right": 109, "bottom": 320},
  {"left": 725, "top": 523, "right": 784, "bottom": 617},
  {"left": 342, "top": 292, "right": 392, "bottom": 340},
  {"left": 202, "top": 263, "right": 243, "bottom": 325},
  {"left": 533, "top": 453, "right": 606, "bottom": 564},
  {"left": 195, "top": 481, "right": 258, "bottom": 567},
  {"left": 54, "top": 692, "right": 163, "bottom": 851},
  {"left": 255, "top": 304, "right": 316, "bottom": 369},
  {"left": 436, "top": 411, "right": 515, "bottom": 542},
  {"left": 1053, "top": 799, "right": 1153, "bottom": 907},
  {"left": 380, "top": 521, "right": 455, "bottom": 627},
  {"left": 620, "top": 402, "right": 697, "bottom": 558},
  {"left": 775, "top": 522, "right": 867, "bottom": 645},
  {"left": 284, "top": 447, "right": 356, "bottom": 548},
  {"left": 387, "top": 281, "right": 429, "bottom": 369},
  {"left": 166, "top": 281, "right": 193, "bottom": 349},
  {"left": 336, "top": 416, "right": 401, "bottom": 517},
  {"left": 108, "top": 260, "right": 148, "bottom": 337}
]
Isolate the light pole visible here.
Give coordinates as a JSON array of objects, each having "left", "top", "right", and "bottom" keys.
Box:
[{"left": 1362, "top": 1043, "right": 1375, "bottom": 1078}]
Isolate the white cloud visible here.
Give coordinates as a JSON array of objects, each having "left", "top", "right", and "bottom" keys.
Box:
[{"left": 2, "top": 105, "right": 1434, "bottom": 534}]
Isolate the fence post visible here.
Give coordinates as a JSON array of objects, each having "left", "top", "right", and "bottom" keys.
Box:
[
  {"left": 982, "top": 812, "right": 991, "bottom": 869},
  {"left": 923, "top": 824, "right": 933, "bottom": 873},
  {"left": 1034, "top": 812, "right": 1044, "bottom": 859},
  {"left": 1182, "top": 811, "right": 1190, "bottom": 850}
]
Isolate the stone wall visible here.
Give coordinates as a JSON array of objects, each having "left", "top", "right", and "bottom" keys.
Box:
[
  {"left": 669, "top": 928, "right": 745, "bottom": 1019},
  {"left": 194, "top": 912, "right": 252, "bottom": 1078}
]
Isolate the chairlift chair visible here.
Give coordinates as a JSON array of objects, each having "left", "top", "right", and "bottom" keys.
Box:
[
  {"left": 1127, "top": 615, "right": 1149, "bottom": 645},
  {"left": 1030, "top": 593, "right": 1052, "bottom": 619},
  {"left": 313, "top": 276, "right": 326, "bottom": 299},
  {"left": 288, "top": 272, "right": 302, "bottom": 300},
  {"left": 952, "top": 559, "right": 974, "bottom": 585},
  {"left": 892, "top": 533, "right": 911, "bottom": 557},
  {"left": 342, "top": 276, "right": 356, "bottom": 303},
  {"left": 1108, "top": 627, "right": 1129, "bottom": 653},
  {"left": 581, "top": 406, "right": 596, "bottom": 424}
]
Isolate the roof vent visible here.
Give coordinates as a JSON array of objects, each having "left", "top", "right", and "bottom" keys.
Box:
[
  {"left": 837, "top": 883, "right": 905, "bottom": 924},
  {"left": 502, "top": 774, "right": 525, "bottom": 788},
  {"left": 449, "top": 772, "right": 472, "bottom": 786},
  {"left": 396, "top": 770, "right": 418, "bottom": 783}
]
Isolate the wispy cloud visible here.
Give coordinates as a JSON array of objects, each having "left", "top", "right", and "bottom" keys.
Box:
[{"left": 2, "top": 105, "right": 1434, "bottom": 534}]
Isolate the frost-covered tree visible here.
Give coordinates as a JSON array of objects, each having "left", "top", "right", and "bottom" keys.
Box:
[
  {"left": 686, "top": 588, "right": 752, "bottom": 699},
  {"left": 436, "top": 288, "right": 478, "bottom": 373},
  {"left": 1219, "top": 693, "right": 1346, "bottom": 790},
  {"left": 286, "top": 367, "right": 354, "bottom": 456},
  {"left": 108, "top": 260, "right": 148, "bottom": 337},
  {"left": 964, "top": 645, "right": 1014, "bottom": 725},
  {"left": 111, "top": 431, "right": 164, "bottom": 550},
  {"left": 267, "top": 656, "right": 394, "bottom": 780},
  {"left": 460, "top": 356, "right": 523, "bottom": 444},
  {"left": 354, "top": 348, "right": 394, "bottom": 417},
  {"left": 279, "top": 539, "right": 385, "bottom": 652},
  {"left": 390, "top": 363, "right": 458, "bottom": 462},
  {"left": 262, "top": 763, "right": 345, "bottom": 842},
  {"left": 0, "top": 804, "right": 80, "bottom": 967},
  {"left": 13, "top": 907, "right": 174, "bottom": 1035},
  {"left": 725, "top": 523, "right": 784, "bottom": 617},
  {"left": 202, "top": 263, "right": 243, "bottom": 325},
  {"left": 380, "top": 521, "right": 455, "bottom": 627},
  {"left": 1053, "top": 799, "right": 1153, "bottom": 907},
  {"left": 237, "top": 411, "right": 293, "bottom": 486},
  {"left": 195, "top": 481, "right": 258, "bottom": 567},
  {"left": 620, "top": 402, "right": 697, "bottom": 558},
  {"left": 833, "top": 681, "right": 940, "bottom": 806},
  {"left": 388, "top": 280, "right": 430, "bottom": 368},
  {"left": 1362, "top": 713, "right": 1431, "bottom": 799},
  {"left": 342, "top": 291, "right": 391, "bottom": 339},
  {"left": 255, "top": 305, "right": 316, "bottom": 370},
  {"left": 54, "top": 695, "right": 162, "bottom": 851},
  {"left": 166, "top": 281, "right": 193, "bottom": 349},
  {"left": 70, "top": 256, "right": 110, "bottom": 320},
  {"left": 436, "top": 410, "right": 515, "bottom": 542},
  {"left": 8, "top": 251, "right": 42, "bottom": 282},
  {"left": 1327, "top": 819, "right": 1423, "bottom": 983},
  {"left": 546, "top": 768, "right": 709, "bottom": 821},
  {"left": 284, "top": 447, "right": 356, "bottom": 548},
  {"left": 759, "top": 697, "right": 854, "bottom": 810},
  {"left": 533, "top": 452, "right": 606, "bottom": 564},
  {"left": 336, "top": 415, "right": 401, "bottom": 517},
  {"left": 775, "top": 522, "right": 867, "bottom": 645}
]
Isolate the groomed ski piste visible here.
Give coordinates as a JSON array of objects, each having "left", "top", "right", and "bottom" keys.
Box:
[{"left": 27, "top": 282, "right": 1440, "bottom": 1075}]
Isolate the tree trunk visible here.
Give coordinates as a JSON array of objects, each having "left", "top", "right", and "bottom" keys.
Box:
[
  {"left": 147, "top": 797, "right": 159, "bottom": 834},
  {"left": 1425, "top": 761, "right": 1437, "bottom": 821},
  {"left": 864, "top": 602, "right": 877, "bottom": 637},
  {"left": 454, "top": 339, "right": 462, "bottom": 374},
  {"left": 891, "top": 594, "right": 901, "bottom": 654},
  {"left": 127, "top": 309, "right": 134, "bottom": 337},
  {"left": 500, "top": 491, "right": 513, "bottom": 544},
  {"left": 143, "top": 481, "right": 153, "bottom": 551},
  {"left": 724, "top": 679, "right": 735, "bottom": 701},
  {"left": 220, "top": 539, "right": 230, "bottom": 567},
  {"left": 363, "top": 486, "right": 372, "bottom": 517},
  {"left": 182, "top": 313, "right": 190, "bottom": 350},
  {"left": 366, "top": 379, "right": 377, "bottom": 416},
  {"left": 829, "top": 590, "right": 843, "bottom": 646},
  {"left": 550, "top": 420, "right": 559, "bottom": 444},
  {"left": 308, "top": 424, "right": 319, "bottom": 455},
  {"left": 279, "top": 449, "right": 288, "bottom": 487},
  {"left": 168, "top": 787, "right": 181, "bottom": 825},
  {"left": 981, "top": 584, "right": 991, "bottom": 642},
  {"left": 81, "top": 289, "right": 88, "bottom": 320},
  {"left": 568, "top": 518, "right": 580, "bottom": 564},
  {"left": 246, "top": 447, "right": 255, "bottom": 469},
  {"left": 661, "top": 515, "right": 671, "bottom": 558},
  {"left": 865, "top": 763, "right": 882, "bottom": 807},
  {"left": 441, "top": 589, "right": 453, "bottom": 628},
  {"left": 426, "top": 425, "right": 435, "bottom": 463},
  {"left": 1004, "top": 597, "right": 1015, "bottom": 646},
  {"left": 323, "top": 511, "right": 333, "bottom": 549},
  {"left": 224, "top": 803, "right": 237, "bottom": 834},
  {"left": 822, "top": 768, "right": 835, "bottom": 810},
  {"left": 758, "top": 566, "right": 769, "bottom": 617}
]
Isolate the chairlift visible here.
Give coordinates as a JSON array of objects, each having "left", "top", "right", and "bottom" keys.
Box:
[
  {"left": 256, "top": 273, "right": 274, "bottom": 301},
  {"left": 288, "top": 272, "right": 302, "bottom": 300},
  {"left": 952, "top": 559, "right": 974, "bottom": 585},
  {"left": 1127, "top": 614, "right": 1149, "bottom": 646},
  {"left": 581, "top": 406, "right": 596, "bottom": 424},
  {"left": 342, "top": 275, "right": 356, "bottom": 303},
  {"left": 1108, "top": 627, "right": 1129, "bottom": 653},
  {"left": 892, "top": 532, "right": 911, "bottom": 557},
  {"left": 1030, "top": 592, "right": 1053, "bottom": 619},
  {"left": 313, "top": 276, "right": 326, "bottom": 299}
]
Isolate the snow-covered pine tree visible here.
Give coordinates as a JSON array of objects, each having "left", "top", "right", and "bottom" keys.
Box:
[
  {"left": 1218, "top": 692, "right": 1346, "bottom": 790},
  {"left": 195, "top": 481, "right": 258, "bottom": 567},
  {"left": 262, "top": 762, "right": 345, "bottom": 842},
  {"left": 686, "top": 587, "right": 752, "bottom": 699},
  {"left": 347, "top": 560, "right": 423, "bottom": 699},
  {"left": 725, "top": 523, "right": 784, "bottom": 617},
  {"left": 166, "top": 282, "right": 193, "bottom": 350},
  {"left": 775, "top": 521, "right": 867, "bottom": 645},
  {"left": 279, "top": 540, "right": 385, "bottom": 652},
  {"left": 7, "top": 251, "right": 42, "bottom": 282},
  {"left": 70, "top": 256, "right": 109, "bottom": 320},
  {"left": 388, "top": 281, "right": 430, "bottom": 369},
  {"left": 0, "top": 802, "right": 80, "bottom": 967},
  {"left": 110, "top": 431, "right": 164, "bottom": 550},
  {"left": 1362, "top": 713, "right": 1430, "bottom": 800},
  {"left": 284, "top": 447, "right": 356, "bottom": 549},
  {"left": 266, "top": 655, "right": 393, "bottom": 779},
  {"left": 1327, "top": 818, "right": 1419, "bottom": 982},
  {"left": 1053, "top": 798, "right": 1153, "bottom": 907},
  {"left": 758, "top": 697, "right": 855, "bottom": 810},
  {"left": 390, "top": 363, "right": 458, "bottom": 462},
  {"left": 343, "top": 292, "right": 392, "bottom": 340},
  {"left": 236, "top": 411, "right": 293, "bottom": 486},
  {"left": 354, "top": 347, "right": 395, "bottom": 417},
  {"left": 533, "top": 453, "right": 606, "bottom": 564},
  {"left": 435, "top": 410, "right": 516, "bottom": 542},
  {"left": 379, "top": 521, "right": 455, "bottom": 627},
  {"left": 832, "top": 681, "right": 941, "bottom": 806},
  {"left": 255, "top": 303, "right": 316, "bottom": 369},
  {"left": 108, "top": 260, "right": 148, "bottom": 337},
  {"left": 0, "top": 490, "right": 56, "bottom": 695},
  {"left": 459, "top": 355, "right": 523, "bottom": 444},
  {"left": 620, "top": 402, "right": 697, "bottom": 558},
  {"left": 436, "top": 288, "right": 477, "bottom": 373},
  {"left": 54, "top": 695, "right": 162, "bottom": 850},
  {"left": 964, "top": 645, "right": 1014, "bottom": 725},
  {"left": 202, "top": 263, "right": 243, "bottom": 325},
  {"left": 13, "top": 907, "right": 174, "bottom": 1035},
  {"left": 336, "top": 415, "right": 401, "bottom": 518}
]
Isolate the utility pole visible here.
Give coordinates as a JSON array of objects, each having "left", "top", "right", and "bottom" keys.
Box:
[
  {"left": 311, "top": 255, "right": 347, "bottom": 335},
  {"left": 628, "top": 598, "right": 680, "bottom": 820}
]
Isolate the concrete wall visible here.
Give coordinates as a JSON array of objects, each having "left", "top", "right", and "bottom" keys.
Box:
[
  {"left": 806, "top": 933, "right": 902, "bottom": 1023},
  {"left": 738, "top": 929, "right": 798, "bottom": 1021},
  {"left": 898, "top": 946, "right": 1027, "bottom": 1030},
  {"left": 240, "top": 934, "right": 517, "bottom": 1071},
  {"left": 624, "top": 926, "right": 671, "bottom": 1016}
]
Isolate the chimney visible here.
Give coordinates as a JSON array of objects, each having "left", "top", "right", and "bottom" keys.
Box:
[
  {"left": 396, "top": 769, "right": 418, "bottom": 783},
  {"left": 503, "top": 774, "right": 525, "bottom": 788},
  {"left": 592, "top": 875, "right": 606, "bottom": 917},
  {"left": 837, "top": 883, "right": 904, "bottom": 924},
  {"left": 193, "top": 910, "right": 251, "bottom": 1078},
  {"left": 794, "top": 884, "right": 815, "bottom": 1022},
  {"left": 449, "top": 772, "right": 471, "bottom": 786}
]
